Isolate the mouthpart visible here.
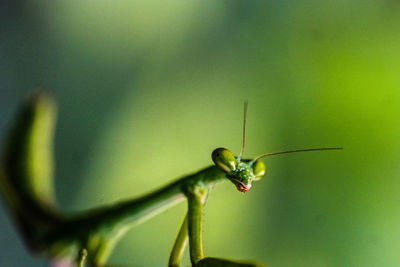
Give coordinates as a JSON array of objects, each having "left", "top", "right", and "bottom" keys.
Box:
[{"left": 234, "top": 181, "right": 252, "bottom": 193}]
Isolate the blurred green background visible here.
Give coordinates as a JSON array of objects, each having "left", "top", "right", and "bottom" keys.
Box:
[{"left": 1, "top": 1, "right": 400, "bottom": 266}]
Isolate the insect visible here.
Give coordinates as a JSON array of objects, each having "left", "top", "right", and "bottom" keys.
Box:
[{"left": 0, "top": 93, "right": 341, "bottom": 266}]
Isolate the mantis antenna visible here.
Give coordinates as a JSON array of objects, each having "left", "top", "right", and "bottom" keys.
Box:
[
  {"left": 234, "top": 101, "right": 342, "bottom": 166},
  {"left": 237, "top": 100, "right": 248, "bottom": 163},
  {"left": 250, "top": 147, "right": 343, "bottom": 166}
]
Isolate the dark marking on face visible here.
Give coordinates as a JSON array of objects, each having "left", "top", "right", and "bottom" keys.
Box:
[{"left": 235, "top": 181, "right": 251, "bottom": 193}]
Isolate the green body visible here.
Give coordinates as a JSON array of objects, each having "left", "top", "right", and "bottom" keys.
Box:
[
  {"left": 59, "top": 165, "right": 225, "bottom": 265},
  {"left": 0, "top": 93, "right": 264, "bottom": 266}
]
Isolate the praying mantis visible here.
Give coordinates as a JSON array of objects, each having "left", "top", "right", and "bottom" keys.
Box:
[{"left": 0, "top": 93, "right": 341, "bottom": 266}]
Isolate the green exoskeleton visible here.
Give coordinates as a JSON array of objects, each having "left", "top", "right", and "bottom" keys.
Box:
[{"left": 0, "top": 94, "right": 341, "bottom": 266}]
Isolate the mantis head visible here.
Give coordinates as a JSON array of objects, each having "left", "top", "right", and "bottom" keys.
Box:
[
  {"left": 211, "top": 101, "right": 342, "bottom": 193},
  {"left": 212, "top": 147, "right": 265, "bottom": 192}
]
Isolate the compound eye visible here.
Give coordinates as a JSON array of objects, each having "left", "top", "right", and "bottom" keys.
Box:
[
  {"left": 252, "top": 160, "right": 266, "bottom": 180},
  {"left": 212, "top": 148, "right": 237, "bottom": 173}
]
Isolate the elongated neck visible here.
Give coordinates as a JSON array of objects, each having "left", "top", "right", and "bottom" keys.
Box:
[
  {"left": 77, "top": 166, "right": 225, "bottom": 232},
  {"left": 79, "top": 178, "right": 185, "bottom": 232}
]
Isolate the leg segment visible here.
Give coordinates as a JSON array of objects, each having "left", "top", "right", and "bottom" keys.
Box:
[
  {"left": 77, "top": 248, "right": 87, "bottom": 267},
  {"left": 168, "top": 214, "right": 189, "bottom": 267},
  {"left": 186, "top": 187, "right": 208, "bottom": 265}
]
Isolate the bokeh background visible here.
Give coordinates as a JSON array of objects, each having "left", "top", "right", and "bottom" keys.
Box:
[{"left": 1, "top": 1, "right": 400, "bottom": 266}]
